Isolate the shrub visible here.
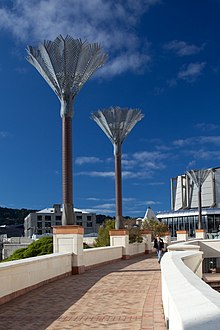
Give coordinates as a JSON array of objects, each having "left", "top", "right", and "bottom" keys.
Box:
[
  {"left": 129, "top": 227, "right": 143, "bottom": 243},
  {"left": 142, "top": 218, "right": 168, "bottom": 238},
  {"left": 94, "top": 219, "right": 115, "bottom": 247},
  {"left": 1, "top": 236, "right": 53, "bottom": 262}
]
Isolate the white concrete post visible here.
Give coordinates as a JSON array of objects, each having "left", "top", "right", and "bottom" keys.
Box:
[
  {"left": 140, "top": 230, "right": 152, "bottom": 254},
  {"left": 176, "top": 230, "right": 188, "bottom": 241},
  {"left": 161, "top": 232, "right": 171, "bottom": 250},
  {"left": 53, "top": 225, "right": 85, "bottom": 274},
  {"left": 195, "top": 229, "right": 207, "bottom": 239},
  {"left": 109, "top": 229, "right": 130, "bottom": 259}
]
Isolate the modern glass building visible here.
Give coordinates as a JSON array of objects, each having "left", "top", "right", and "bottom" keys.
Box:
[{"left": 156, "top": 167, "right": 220, "bottom": 237}]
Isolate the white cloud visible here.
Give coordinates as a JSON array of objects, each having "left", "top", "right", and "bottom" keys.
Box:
[
  {"left": 178, "top": 62, "right": 206, "bottom": 82},
  {"left": 0, "top": 0, "right": 161, "bottom": 76},
  {"left": 148, "top": 182, "right": 165, "bottom": 186},
  {"left": 189, "top": 149, "right": 220, "bottom": 160},
  {"left": 95, "top": 203, "right": 115, "bottom": 208},
  {"left": 75, "top": 156, "right": 102, "bottom": 165},
  {"left": 195, "top": 123, "right": 219, "bottom": 131},
  {"left": 76, "top": 171, "right": 115, "bottom": 178},
  {"left": 173, "top": 136, "right": 220, "bottom": 147},
  {"left": 164, "top": 40, "right": 204, "bottom": 56},
  {"left": 0, "top": 131, "right": 10, "bottom": 138},
  {"left": 86, "top": 197, "right": 100, "bottom": 201}
]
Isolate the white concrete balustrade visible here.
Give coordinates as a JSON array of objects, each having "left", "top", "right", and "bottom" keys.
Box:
[
  {"left": 161, "top": 240, "right": 220, "bottom": 330},
  {"left": 3, "top": 228, "right": 220, "bottom": 330},
  {"left": 0, "top": 252, "right": 72, "bottom": 304},
  {"left": 84, "top": 246, "right": 122, "bottom": 269}
]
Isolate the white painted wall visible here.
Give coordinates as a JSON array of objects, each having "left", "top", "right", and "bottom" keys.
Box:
[
  {"left": 83, "top": 246, "right": 122, "bottom": 268},
  {"left": 0, "top": 253, "right": 72, "bottom": 300},
  {"left": 128, "top": 242, "right": 145, "bottom": 255},
  {"left": 161, "top": 250, "right": 220, "bottom": 329}
]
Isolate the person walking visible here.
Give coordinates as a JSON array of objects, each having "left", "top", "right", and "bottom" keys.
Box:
[{"left": 153, "top": 234, "right": 164, "bottom": 263}]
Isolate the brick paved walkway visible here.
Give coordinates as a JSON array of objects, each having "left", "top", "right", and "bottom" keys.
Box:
[{"left": 0, "top": 255, "right": 166, "bottom": 330}]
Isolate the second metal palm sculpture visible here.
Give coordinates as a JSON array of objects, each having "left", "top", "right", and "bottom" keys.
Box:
[
  {"left": 91, "top": 107, "right": 144, "bottom": 229},
  {"left": 187, "top": 169, "right": 211, "bottom": 230},
  {"left": 27, "top": 35, "right": 107, "bottom": 225}
]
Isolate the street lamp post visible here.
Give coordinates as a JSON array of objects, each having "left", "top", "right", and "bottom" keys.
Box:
[
  {"left": 91, "top": 107, "right": 144, "bottom": 229},
  {"left": 187, "top": 169, "right": 211, "bottom": 230},
  {"left": 27, "top": 35, "right": 107, "bottom": 226}
]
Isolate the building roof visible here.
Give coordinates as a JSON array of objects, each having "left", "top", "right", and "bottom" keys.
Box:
[
  {"left": 156, "top": 207, "right": 220, "bottom": 218},
  {"left": 144, "top": 207, "right": 160, "bottom": 222},
  {"left": 37, "top": 207, "right": 92, "bottom": 214}
]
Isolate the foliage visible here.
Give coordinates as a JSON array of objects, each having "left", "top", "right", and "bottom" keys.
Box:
[
  {"left": 0, "top": 207, "right": 35, "bottom": 226},
  {"left": 142, "top": 218, "right": 168, "bottom": 238},
  {"left": 94, "top": 218, "right": 144, "bottom": 247},
  {"left": 129, "top": 227, "right": 143, "bottom": 243},
  {"left": 83, "top": 242, "right": 93, "bottom": 249},
  {"left": 94, "top": 219, "right": 115, "bottom": 247},
  {"left": 2, "top": 236, "right": 53, "bottom": 262}
]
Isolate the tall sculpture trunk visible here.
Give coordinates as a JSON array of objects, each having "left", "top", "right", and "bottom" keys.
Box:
[
  {"left": 114, "top": 143, "right": 123, "bottom": 229},
  {"left": 198, "top": 186, "right": 202, "bottom": 230},
  {"left": 62, "top": 116, "right": 75, "bottom": 225}
]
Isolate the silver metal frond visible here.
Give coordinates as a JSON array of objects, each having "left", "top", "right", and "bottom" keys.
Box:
[
  {"left": 91, "top": 107, "right": 144, "bottom": 145},
  {"left": 91, "top": 106, "right": 144, "bottom": 229},
  {"left": 27, "top": 35, "right": 108, "bottom": 117},
  {"left": 186, "top": 169, "right": 211, "bottom": 189}
]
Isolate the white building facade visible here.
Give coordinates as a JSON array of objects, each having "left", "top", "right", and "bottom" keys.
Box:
[
  {"left": 157, "top": 167, "right": 220, "bottom": 237},
  {"left": 24, "top": 204, "right": 97, "bottom": 238}
]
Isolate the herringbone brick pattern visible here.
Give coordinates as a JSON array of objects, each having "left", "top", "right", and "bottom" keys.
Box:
[{"left": 0, "top": 255, "right": 166, "bottom": 330}]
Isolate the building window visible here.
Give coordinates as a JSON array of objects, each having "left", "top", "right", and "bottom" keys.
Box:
[
  {"left": 87, "top": 216, "right": 92, "bottom": 221},
  {"left": 45, "top": 221, "right": 51, "bottom": 228},
  {"left": 76, "top": 216, "right": 82, "bottom": 220},
  {"left": 37, "top": 222, "right": 42, "bottom": 228},
  {"left": 45, "top": 215, "right": 51, "bottom": 220},
  {"left": 56, "top": 216, "right": 61, "bottom": 221},
  {"left": 37, "top": 215, "right": 42, "bottom": 221},
  {"left": 77, "top": 222, "right": 82, "bottom": 226},
  {"left": 87, "top": 222, "right": 93, "bottom": 227},
  {"left": 37, "top": 229, "right": 42, "bottom": 235},
  {"left": 56, "top": 221, "right": 61, "bottom": 226}
]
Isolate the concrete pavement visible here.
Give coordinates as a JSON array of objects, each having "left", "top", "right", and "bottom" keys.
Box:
[{"left": 0, "top": 255, "right": 166, "bottom": 330}]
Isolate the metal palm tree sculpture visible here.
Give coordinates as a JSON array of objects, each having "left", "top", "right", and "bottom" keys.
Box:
[
  {"left": 27, "top": 35, "right": 107, "bottom": 225},
  {"left": 91, "top": 107, "right": 144, "bottom": 229},
  {"left": 187, "top": 169, "right": 211, "bottom": 230}
]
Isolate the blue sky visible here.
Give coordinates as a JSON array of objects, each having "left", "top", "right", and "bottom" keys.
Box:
[{"left": 1, "top": 0, "right": 220, "bottom": 218}]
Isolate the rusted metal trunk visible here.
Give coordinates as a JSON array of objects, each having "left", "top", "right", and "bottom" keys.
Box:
[
  {"left": 114, "top": 143, "right": 123, "bottom": 230},
  {"left": 61, "top": 116, "right": 75, "bottom": 225}
]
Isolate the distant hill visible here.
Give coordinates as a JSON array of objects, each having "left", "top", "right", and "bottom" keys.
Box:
[
  {"left": 0, "top": 207, "right": 36, "bottom": 237},
  {"left": 0, "top": 207, "right": 36, "bottom": 226}
]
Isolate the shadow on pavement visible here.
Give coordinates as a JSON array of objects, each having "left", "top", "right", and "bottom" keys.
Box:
[{"left": 0, "top": 255, "right": 155, "bottom": 330}]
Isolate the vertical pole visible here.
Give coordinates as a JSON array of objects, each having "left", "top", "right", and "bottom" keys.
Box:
[
  {"left": 198, "top": 186, "right": 202, "bottom": 230},
  {"left": 62, "top": 116, "right": 75, "bottom": 225},
  {"left": 114, "top": 143, "right": 123, "bottom": 229}
]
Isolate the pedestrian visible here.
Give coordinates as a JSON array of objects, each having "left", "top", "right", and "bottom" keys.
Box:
[{"left": 153, "top": 234, "right": 164, "bottom": 263}]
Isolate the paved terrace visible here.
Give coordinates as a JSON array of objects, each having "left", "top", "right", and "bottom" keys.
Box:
[{"left": 0, "top": 255, "right": 165, "bottom": 330}]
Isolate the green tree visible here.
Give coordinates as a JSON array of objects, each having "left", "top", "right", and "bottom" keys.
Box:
[
  {"left": 1, "top": 236, "right": 53, "bottom": 262},
  {"left": 142, "top": 219, "right": 168, "bottom": 238},
  {"left": 95, "top": 218, "right": 143, "bottom": 247},
  {"left": 129, "top": 227, "right": 143, "bottom": 243},
  {"left": 94, "top": 219, "right": 115, "bottom": 247}
]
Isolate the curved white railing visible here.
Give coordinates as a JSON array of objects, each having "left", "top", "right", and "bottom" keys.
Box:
[{"left": 161, "top": 249, "right": 220, "bottom": 330}]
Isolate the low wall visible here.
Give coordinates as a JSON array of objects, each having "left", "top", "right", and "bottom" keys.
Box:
[
  {"left": 128, "top": 242, "right": 145, "bottom": 256},
  {"left": 84, "top": 246, "right": 122, "bottom": 269},
  {"left": 0, "top": 241, "right": 149, "bottom": 305},
  {"left": 3, "top": 243, "right": 30, "bottom": 259},
  {"left": 161, "top": 250, "right": 220, "bottom": 329},
  {"left": 0, "top": 252, "right": 72, "bottom": 305}
]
